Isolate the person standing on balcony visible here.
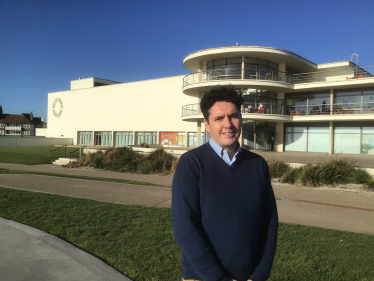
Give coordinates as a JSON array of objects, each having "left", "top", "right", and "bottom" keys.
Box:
[
  {"left": 248, "top": 104, "right": 254, "bottom": 113},
  {"left": 172, "top": 86, "right": 278, "bottom": 281}
]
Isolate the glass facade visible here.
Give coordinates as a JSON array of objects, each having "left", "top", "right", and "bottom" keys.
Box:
[
  {"left": 114, "top": 132, "right": 133, "bottom": 147},
  {"left": 136, "top": 132, "right": 157, "bottom": 145},
  {"left": 242, "top": 121, "right": 276, "bottom": 151},
  {"left": 78, "top": 131, "right": 93, "bottom": 145},
  {"left": 334, "top": 122, "right": 374, "bottom": 154},
  {"left": 335, "top": 88, "right": 374, "bottom": 114},
  {"left": 95, "top": 131, "right": 112, "bottom": 146},
  {"left": 242, "top": 89, "right": 281, "bottom": 114},
  {"left": 285, "top": 123, "right": 329, "bottom": 152},
  {"left": 285, "top": 91, "right": 330, "bottom": 115},
  {"left": 206, "top": 57, "right": 280, "bottom": 81}
]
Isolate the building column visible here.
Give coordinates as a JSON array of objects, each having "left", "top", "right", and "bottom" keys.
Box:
[
  {"left": 275, "top": 122, "right": 284, "bottom": 152},
  {"left": 330, "top": 89, "right": 334, "bottom": 115},
  {"left": 184, "top": 131, "right": 188, "bottom": 147},
  {"left": 241, "top": 55, "right": 245, "bottom": 79},
  {"left": 329, "top": 121, "right": 334, "bottom": 154},
  {"left": 156, "top": 131, "right": 160, "bottom": 145},
  {"left": 132, "top": 131, "right": 136, "bottom": 145},
  {"left": 197, "top": 121, "right": 202, "bottom": 147},
  {"left": 277, "top": 92, "right": 285, "bottom": 114}
]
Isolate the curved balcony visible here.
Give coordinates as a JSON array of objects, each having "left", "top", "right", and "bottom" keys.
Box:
[
  {"left": 183, "top": 69, "right": 293, "bottom": 96},
  {"left": 181, "top": 103, "right": 291, "bottom": 122},
  {"left": 181, "top": 102, "right": 374, "bottom": 122}
]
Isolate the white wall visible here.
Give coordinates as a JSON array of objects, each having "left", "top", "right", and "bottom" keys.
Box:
[
  {"left": 47, "top": 75, "right": 200, "bottom": 144},
  {"left": 36, "top": 128, "right": 48, "bottom": 137},
  {"left": 0, "top": 136, "right": 73, "bottom": 147}
]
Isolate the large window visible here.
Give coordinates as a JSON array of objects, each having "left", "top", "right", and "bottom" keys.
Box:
[
  {"left": 335, "top": 88, "right": 374, "bottom": 114},
  {"left": 78, "top": 131, "right": 93, "bottom": 145},
  {"left": 188, "top": 132, "right": 206, "bottom": 146},
  {"left": 95, "top": 131, "right": 112, "bottom": 146},
  {"left": 362, "top": 127, "right": 374, "bottom": 154},
  {"left": 285, "top": 91, "right": 330, "bottom": 115},
  {"left": 114, "top": 132, "right": 133, "bottom": 147},
  {"left": 334, "top": 122, "right": 374, "bottom": 154},
  {"left": 206, "top": 57, "right": 279, "bottom": 81},
  {"left": 160, "top": 132, "right": 185, "bottom": 146},
  {"left": 136, "top": 132, "right": 157, "bottom": 145},
  {"left": 285, "top": 123, "right": 329, "bottom": 152}
]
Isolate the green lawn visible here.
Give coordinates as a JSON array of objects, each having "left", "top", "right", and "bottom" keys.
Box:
[
  {"left": 0, "top": 146, "right": 77, "bottom": 165},
  {"left": 0, "top": 168, "right": 168, "bottom": 187},
  {"left": 0, "top": 187, "right": 373, "bottom": 281}
]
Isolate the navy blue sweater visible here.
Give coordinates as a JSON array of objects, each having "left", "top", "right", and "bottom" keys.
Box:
[{"left": 172, "top": 144, "right": 278, "bottom": 281}]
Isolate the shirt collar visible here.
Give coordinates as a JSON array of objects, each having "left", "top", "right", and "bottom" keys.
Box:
[{"left": 209, "top": 138, "right": 241, "bottom": 159}]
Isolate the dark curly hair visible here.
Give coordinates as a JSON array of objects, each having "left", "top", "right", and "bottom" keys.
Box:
[{"left": 200, "top": 86, "right": 244, "bottom": 122}]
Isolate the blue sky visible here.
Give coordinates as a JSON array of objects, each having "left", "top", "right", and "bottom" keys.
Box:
[{"left": 1, "top": 0, "right": 373, "bottom": 122}]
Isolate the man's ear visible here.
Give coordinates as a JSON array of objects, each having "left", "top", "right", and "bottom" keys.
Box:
[{"left": 204, "top": 119, "right": 209, "bottom": 132}]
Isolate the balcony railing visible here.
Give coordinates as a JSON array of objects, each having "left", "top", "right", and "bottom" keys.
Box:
[
  {"left": 293, "top": 65, "right": 374, "bottom": 84},
  {"left": 182, "top": 103, "right": 284, "bottom": 116},
  {"left": 182, "top": 102, "right": 374, "bottom": 117},
  {"left": 287, "top": 102, "right": 374, "bottom": 116},
  {"left": 183, "top": 69, "right": 290, "bottom": 86}
]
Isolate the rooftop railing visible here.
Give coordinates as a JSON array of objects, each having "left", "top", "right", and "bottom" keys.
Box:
[
  {"left": 293, "top": 65, "right": 374, "bottom": 84},
  {"left": 183, "top": 69, "right": 290, "bottom": 86}
]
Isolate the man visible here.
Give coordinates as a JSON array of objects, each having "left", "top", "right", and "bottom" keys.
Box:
[{"left": 172, "top": 86, "right": 278, "bottom": 281}]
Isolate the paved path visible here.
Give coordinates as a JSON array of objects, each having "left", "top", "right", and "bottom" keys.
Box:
[{"left": 0, "top": 216, "right": 131, "bottom": 281}]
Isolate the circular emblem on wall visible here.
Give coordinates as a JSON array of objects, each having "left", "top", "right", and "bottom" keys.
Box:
[{"left": 53, "top": 98, "right": 63, "bottom": 118}]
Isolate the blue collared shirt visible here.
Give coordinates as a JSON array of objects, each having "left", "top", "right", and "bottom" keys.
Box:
[{"left": 209, "top": 139, "right": 241, "bottom": 166}]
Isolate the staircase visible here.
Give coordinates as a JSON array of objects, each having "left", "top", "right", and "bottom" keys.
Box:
[{"left": 52, "top": 158, "right": 77, "bottom": 166}]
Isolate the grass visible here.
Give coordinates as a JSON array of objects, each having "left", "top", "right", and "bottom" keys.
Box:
[
  {"left": 0, "top": 146, "right": 77, "bottom": 165},
  {"left": 0, "top": 187, "right": 373, "bottom": 281},
  {"left": 0, "top": 168, "right": 168, "bottom": 188}
]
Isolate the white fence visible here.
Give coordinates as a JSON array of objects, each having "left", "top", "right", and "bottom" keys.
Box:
[{"left": 0, "top": 136, "right": 73, "bottom": 147}]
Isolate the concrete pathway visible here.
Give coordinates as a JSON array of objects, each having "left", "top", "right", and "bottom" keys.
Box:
[{"left": 0, "top": 217, "right": 131, "bottom": 281}]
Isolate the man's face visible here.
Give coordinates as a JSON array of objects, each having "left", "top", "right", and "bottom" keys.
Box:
[{"left": 204, "top": 101, "right": 242, "bottom": 152}]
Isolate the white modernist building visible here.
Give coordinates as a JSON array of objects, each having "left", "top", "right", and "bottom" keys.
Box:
[{"left": 46, "top": 46, "right": 374, "bottom": 155}]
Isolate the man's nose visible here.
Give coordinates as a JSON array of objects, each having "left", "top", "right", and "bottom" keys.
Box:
[{"left": 223, "top": 116, "right": 233, "bottom": 127}]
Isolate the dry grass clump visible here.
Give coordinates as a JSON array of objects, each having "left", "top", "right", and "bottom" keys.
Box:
[
  {"left": 65, "top": 147, "right": 178, "bottom": 175},
  {"left": 267, "top": 157, "right": 373, "bottom": 188}
]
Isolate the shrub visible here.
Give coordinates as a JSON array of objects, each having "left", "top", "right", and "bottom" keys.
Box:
[
  {"left": 281, "top": 167, "right": 302, "bottom": 184},
  {"left": 298, "top": 164, "right": 322, "bottom": 187},
  {"left": 138, "top": 160, "right": 153, "bottom": 174},
  {"left": 352, "top": 168, "right": 373, "bottom": 184},
  {"left": 267, "top": 159, "right": 290, "bottom": 178}
]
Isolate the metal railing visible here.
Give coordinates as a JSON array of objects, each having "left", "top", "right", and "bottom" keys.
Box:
[
  {"left": 182, "top": 103, "right": 201, "bottom": 116},
  {"left": 293, "top": 65, "right": 374, "bottom": 84},
  {"left": 182, "top": 103, "right": 284, "bottom": 116},
  {"left": 242, "top": 103, "right": 284, "bottom": 115},
  {"left": 183, "top": 68, "right": 290, "bottom": 86},
  {"left": 69, "top": 146, "right": 86, "bottom": 161},
  {"left": 51, "top": 145, "right": 67, "bottom": 159},
  {"left": 286, "top": 102, "right": 374, "bottom": 116}
]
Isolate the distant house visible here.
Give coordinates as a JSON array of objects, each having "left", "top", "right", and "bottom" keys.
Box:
[{"left": 0, "top": 105, "right": 46, "bottom": 136}]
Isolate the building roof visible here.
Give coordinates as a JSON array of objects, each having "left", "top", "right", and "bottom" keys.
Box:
[{"left": 0, "top": 114, "right": 33, "bottom": 125}]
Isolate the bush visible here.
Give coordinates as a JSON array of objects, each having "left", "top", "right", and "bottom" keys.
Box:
[
  {"left": 352, "top": 168, "right": 374, "bottom": 184},
  {"left": 267, "top": 159, "right": 290, "bottom": 178},
  {"left": 298, "top": 164, "right": 322, "bottom": 187},
  {"left": 64, "top": 147, "right": 178, "bottom": 175},
  {"left": 281, "top": 167, "right": 302, "bottom": 184}
]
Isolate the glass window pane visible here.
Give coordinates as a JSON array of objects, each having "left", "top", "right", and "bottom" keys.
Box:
[
  {"left": 214, "top": 59, "right": 226, "bottom": 66},
  {"left": 334, "top": 127, "right": 360, "bottom": 134},
  {"left": 285, "top": 127, "right": 307, "bottom": 133},
  {"left": 285, "top": 132, "right": 307, "bottom": 151},
  {"left": 308, "top": 132, "right": 329, "bottom": 152},
  {"left": 363, "top": 127, "right": 374, "bottom": 134},
  {"left": 207, "top": 62, "right": 213, "bottom": 68},
  {"left": 269, "top": 62, "right": 278, "bottom": 69},
  {"left": 227, "top": 58, "right": 242, "bottom": 64},
  {"left": 258, "top": 59, "right": 268, "bottom": 66},
  {"left": 245, "top": 58, "right": 257, "bottom": 64},
  {"left": 362, "top": 134, "right": 374, "bottom": 154},
  {"left": 334, "top": 132, "right": 360, "bottom": 154}
]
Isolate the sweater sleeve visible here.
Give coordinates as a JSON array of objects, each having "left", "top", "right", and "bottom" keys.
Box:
[
  {"left": 172, "top": 155, "right": 232, "bottom": 281},
  {"left": 250, "top": 161, "right": 278, "bottom": 281}
]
